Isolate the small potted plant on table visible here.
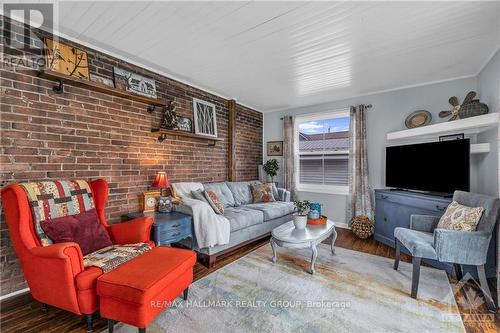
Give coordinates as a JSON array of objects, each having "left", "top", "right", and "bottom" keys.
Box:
[{"left": 293, "top": 200, "right": 310, "bottom": 229}]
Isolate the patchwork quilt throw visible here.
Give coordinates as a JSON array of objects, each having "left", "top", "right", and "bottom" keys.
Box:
[
  {"left": 20, "top": 180, "right": 95, "bottom": 246},
  {"left": 83, "top": 243, "right": 152, "bottom": 273}
]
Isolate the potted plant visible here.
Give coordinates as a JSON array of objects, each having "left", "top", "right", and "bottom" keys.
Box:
[
  {"left": 293, "top": 200, "right": 310, "bottom": 229},
  {"left": 263, "top": 159, "right": 279, "bottom": 184}
]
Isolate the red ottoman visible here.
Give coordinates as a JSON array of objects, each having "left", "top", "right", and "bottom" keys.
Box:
[{"left": 97, "top": 247, "right": 196, "bottom": 333}]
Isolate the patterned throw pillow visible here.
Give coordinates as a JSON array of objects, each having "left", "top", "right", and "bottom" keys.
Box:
[
  {"left": 251, "top": 183, "right": 276, "bottom": 203},
  {"left": 204, "top": 190, "right": 225, "bottom": 214},
  {"left": 437, "top": 201, "right": 484, "bottom": 231}
]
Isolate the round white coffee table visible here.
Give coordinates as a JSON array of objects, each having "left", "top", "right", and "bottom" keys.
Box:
[{"left": 270, "top": 220, "right": 337, "bottom": 274}]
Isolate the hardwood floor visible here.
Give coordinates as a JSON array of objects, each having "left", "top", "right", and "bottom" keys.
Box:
[{"left": 1, "top": 228, "right": 498, "bottom": 332}]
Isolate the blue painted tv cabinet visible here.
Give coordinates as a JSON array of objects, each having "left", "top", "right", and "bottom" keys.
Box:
[{"left": 374, "top": 189, "right": 496, "bottom": 278}]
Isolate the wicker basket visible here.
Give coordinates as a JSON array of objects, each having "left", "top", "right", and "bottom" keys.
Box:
[{"left": 351, "top": 215, "right": 374, "bottom": 239}]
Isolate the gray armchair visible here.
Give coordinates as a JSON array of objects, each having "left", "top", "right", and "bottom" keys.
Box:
[{"left": 393, "top": 191, "right": 499, "bottom": 312}]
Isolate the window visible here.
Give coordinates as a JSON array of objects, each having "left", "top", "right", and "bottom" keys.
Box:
[{"left": 295, "top": 110, "right": 350, "bottom": 194}]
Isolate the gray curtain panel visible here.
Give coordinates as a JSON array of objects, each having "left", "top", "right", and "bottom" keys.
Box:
[
  {"left": 347, "top": 105, "right": 373, "bottom": 225},
  {"left": 283, "top": 116, "right": 296, "bottom": 200}
]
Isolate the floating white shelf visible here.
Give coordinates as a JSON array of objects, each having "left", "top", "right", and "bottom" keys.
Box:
[
  {"left": 387, "top": 113, "right": 499, "bottom": 141},
  {"left": 470, "top": 143, "right": 490, "bottom": 154}
]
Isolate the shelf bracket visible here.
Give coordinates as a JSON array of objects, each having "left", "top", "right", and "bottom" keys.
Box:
[
  {"left": 208, "top": 140, "right": 216, "bottom": 147},
  {"left": 53, "top": 79, "right": 64, "bottom": 94},
  {"left": 147, "top": 105, "right": 156, "bottom": 113}
]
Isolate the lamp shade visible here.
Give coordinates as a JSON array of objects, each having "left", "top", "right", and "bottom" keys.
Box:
[{"left": 152, "top": 171, "right": 170, "bottom": 188}]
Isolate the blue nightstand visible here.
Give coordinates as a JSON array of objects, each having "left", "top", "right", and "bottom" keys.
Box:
[{"left": 125, "top": 211, "right": 194, "bottom": 249}]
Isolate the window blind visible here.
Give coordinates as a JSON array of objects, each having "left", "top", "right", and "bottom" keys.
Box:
[{"left": 299, "top": 153, "right": 348, "bottom": 185}]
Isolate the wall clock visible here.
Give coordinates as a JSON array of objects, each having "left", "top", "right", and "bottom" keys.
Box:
[{"left": 141, "top": 190, "right": 160, "bottom": 212}]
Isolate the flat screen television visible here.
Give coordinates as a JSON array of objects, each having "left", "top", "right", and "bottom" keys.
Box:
[{"left": 386, "top": 139, "right": 470, "bottom": 194}]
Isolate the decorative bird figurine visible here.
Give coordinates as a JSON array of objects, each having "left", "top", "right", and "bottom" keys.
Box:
[{"left": 439, "top": 91, "right": 489, "bottom": 121}]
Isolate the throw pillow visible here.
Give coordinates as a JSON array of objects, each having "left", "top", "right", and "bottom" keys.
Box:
[
  {"left": 251, "top": 183, "right": 276, "bottom": 203},
  {"left": 41, "top": 208, "right": 112, "bottom": 255},
  {"left": 191, "top": 189, "right": 208, "bottom": 203},
  {"left": 436, "top": 201, "right": 484, "bottom": 232},
  {"left": 204, "top": 190, "right": 225, "bottom": 214}
]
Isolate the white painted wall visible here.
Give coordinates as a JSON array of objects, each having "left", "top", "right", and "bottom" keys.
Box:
[{"left": 264, "top": 74, "right": 499, "bottom": 225}]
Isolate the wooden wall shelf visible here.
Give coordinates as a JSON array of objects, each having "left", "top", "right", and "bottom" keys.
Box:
[
  {"left": 151, "top": 128, "right": 223, "bottom": 145},
  {"left": 38, "top": 70, "right": 167, "bottom": 108}
]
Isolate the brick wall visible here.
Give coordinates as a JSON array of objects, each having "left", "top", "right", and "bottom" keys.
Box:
[
  {"left": 235, "top": 104, "right": 263, "bottom": 180},
  {"left": 0, "top": 17, "right": 262, "bottom": 296}
]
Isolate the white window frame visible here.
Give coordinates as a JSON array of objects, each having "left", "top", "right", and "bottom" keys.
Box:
[{"left": 294, "top": 108, "right": 350, "bottom": 195}]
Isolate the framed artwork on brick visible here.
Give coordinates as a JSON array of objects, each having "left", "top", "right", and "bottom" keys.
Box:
[
  {"left": 267, "top": 141, "right": 283, "bottom": 156},
  {"left": 113, "top": 67, "right": 157, "bottom": 98},
  {"left": 44, "top": 38, "right": 90, "bottom": 80},
  {"left": 176, "top": 116, "right": 192, "bottom": 132},
  {"left": 193, "top": 98, "right": 218, "bottom": 138}
]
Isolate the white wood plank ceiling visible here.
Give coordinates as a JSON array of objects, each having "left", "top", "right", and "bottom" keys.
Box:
[{"left": 11, "top": 1, "right": 500, "bottom": 111}]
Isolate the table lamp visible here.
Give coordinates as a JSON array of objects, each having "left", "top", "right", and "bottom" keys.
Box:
[{"left": 152, "top": 172, "right": 172, "bottom": 213}]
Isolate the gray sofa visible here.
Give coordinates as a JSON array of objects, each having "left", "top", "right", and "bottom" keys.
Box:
[{"left": 178, "top": 181, "right": 293, "bottom": 267}]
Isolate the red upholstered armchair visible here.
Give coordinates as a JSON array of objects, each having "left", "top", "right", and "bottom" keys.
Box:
[{"left": 1, "top": 179, "right": 154, "bottom": 331}]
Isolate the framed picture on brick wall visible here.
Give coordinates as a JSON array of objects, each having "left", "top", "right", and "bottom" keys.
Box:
[
  {"left": 113, "top": 67, "right": 157, "bottom": 98},
  {"left": 44, "top": 38, "right": 90, "bottom": 80},
  {"left": 193, "top": 98, "right": 218, "bottom": 138}
]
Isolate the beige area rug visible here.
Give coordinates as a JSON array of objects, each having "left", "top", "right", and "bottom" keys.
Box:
[{"left": 114, "top": 244, "right": 465, "bottom": 333}]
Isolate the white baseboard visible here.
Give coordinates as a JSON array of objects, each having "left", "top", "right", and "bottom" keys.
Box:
[
  {"left": 335, "top": 221, "right": 350, "bottom": 229},
  {"left": 0, "top": 287, "right": 30, "bottom": 301}
]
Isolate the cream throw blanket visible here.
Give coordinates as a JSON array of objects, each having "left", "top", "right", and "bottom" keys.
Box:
[{"left": 172, "top": 182, "right": 230, "bottom": 248}]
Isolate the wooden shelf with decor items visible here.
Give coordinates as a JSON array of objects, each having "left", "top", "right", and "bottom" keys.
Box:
[
  {"left": 151, "top": 128, "right": 224, "bottom": 146},
  {"left": 38, "top": 70, "right": 168, "bottom": 111}
]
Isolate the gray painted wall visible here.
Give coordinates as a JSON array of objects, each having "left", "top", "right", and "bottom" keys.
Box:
[
  {"left": 477, "top": 49, "right": 500, "bottom": 307},
  {"left": 479, "top": 50, "right": 500, "bottom": 113},
  {"left": 477, "top": 49, "right": 500, "bottom": 197},
  {"left": 264, "top": 66, "right": 499, "bottom": 224}
]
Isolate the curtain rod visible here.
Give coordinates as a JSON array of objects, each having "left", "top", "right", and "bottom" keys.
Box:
[{"left": 280, "top": 104, "right": 372, "bottom": 120}]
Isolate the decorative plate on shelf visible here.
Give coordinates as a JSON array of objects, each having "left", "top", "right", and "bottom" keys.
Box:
[{"left": 405, "top": 110, "right": 432, "bottom": 129}]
